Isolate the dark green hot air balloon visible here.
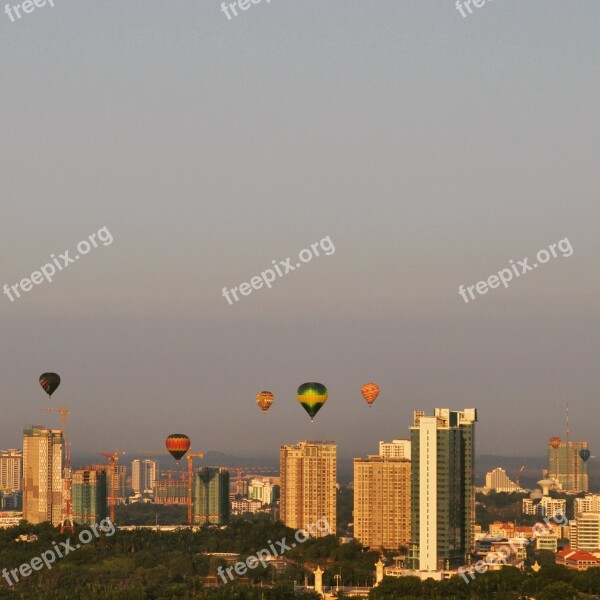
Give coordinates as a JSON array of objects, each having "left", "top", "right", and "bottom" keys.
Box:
[
  {"left": 580, "top": 449, "right": 591, "bottom": 462},
  {"left": 39, "top": 373, "right": 61, "bottom": 398},
  {"left": 297, "top": 382, "right": 328, "bottom": 422}
]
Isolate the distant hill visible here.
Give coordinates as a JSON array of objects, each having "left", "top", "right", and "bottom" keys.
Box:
[{"left": 71, "top": 451, "right": 599, "bottom": 491}]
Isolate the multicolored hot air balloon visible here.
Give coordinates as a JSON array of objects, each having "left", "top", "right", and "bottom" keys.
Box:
[
  {"left": 166, "top": 434, "right": 190, "bottom": 461},
  {"left": 361, "top": 383, "right": 380, "bottom": 406},
  {"left": 297, "top": 382, "right": 328, "bottom": 422},
  {"left": 549, "top": 437, "right": 561, "bottom": 450},
  {"left": 39, "top": 373, "right": 61, "bottom": 398},
  {"left": 580, "top": 449, "right": 591, "bottom": 462},
  {"left": 256, "top": 391, "right": 275, "bottom": 415}
]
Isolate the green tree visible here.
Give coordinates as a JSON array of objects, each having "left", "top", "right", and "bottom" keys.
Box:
[{"left": 537, "top": 581, "right": 580, "bottom": 600}]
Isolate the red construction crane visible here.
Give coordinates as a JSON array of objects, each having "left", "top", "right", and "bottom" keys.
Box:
[
  {"left": 41, "top": 407, "right": 74, "bottom": 533},
  {"left": 515, "top": 465, "right": 525, "bottom": 488},
  {"left": 100, "top": 449, "right": 125, "bottom": 523}
]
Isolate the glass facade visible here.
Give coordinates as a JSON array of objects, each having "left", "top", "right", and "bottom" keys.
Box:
[
  {"left": 72, "top": 469, "right": 108, "bottom": 525},
  {"left": 409, "top": 409, "right": 476, "bottom": 571},
  {"left": 193, "top": 467, "right": 230, "bottom": 525}
]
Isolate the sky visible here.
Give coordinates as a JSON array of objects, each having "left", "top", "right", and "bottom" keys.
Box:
[{"left": 1, "top": 1, "right": 599, "bottom": 463}]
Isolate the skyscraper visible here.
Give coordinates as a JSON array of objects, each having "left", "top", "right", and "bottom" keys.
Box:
[
  {"left": 408, "top": 408, "right": 477, "bottom": 572},
  {"left": 280, "top": 441, "right": 337, "bottom": 537},
  {"left": 132, "top": 459, "right": 158, "bottom": 495},
  {"left": 547, "top": 440, "right": 589, "bottom": 492},
  {"left": 354, "top": 455, "right": 411, "bottom": 549},
  {"left": 193, "top": 467, "right": 230, "bottom": 525},
  {"left": 72, "top": 469, "right": 108, "bottom": 525},
  {"left": 22, "top": 427, "right": 63, "bottom": 526},
  {"left": 0, "top": 449, "right": 23, "bottom": 492}
]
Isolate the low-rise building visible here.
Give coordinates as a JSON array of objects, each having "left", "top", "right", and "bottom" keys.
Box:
[
  {"left": 0, "top": 512, "right": 23, "bottom": 528},
  {"left": 556, "top": 548, "right": 600, "bottom": 571},
  {"left": 489, "top": 521, "right": 516, "bottom": 539},
  {"left": 231, "top": 498, "right": 263, "bottom": 515},
  {"left": 535, "top": 531, "right": 559, "bottom": 553}
]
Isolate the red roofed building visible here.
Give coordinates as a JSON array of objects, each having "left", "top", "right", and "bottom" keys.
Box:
[{"left": 556, "top": 548, "right": 600, "bottom": 571}]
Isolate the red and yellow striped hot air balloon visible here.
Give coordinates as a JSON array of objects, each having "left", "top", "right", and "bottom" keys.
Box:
[
  {"left": 166, "top": 434, "right": 191, "bottom": 461},
  {"left": 361, "top": 382, "right": 380, "bottom": 406},
  {"left": 256, "top": 391, "right": 274, "bottom": 415}
]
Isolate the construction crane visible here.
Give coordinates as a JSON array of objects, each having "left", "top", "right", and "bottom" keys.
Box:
[
  {"left": 515, "top": 465, "right": 525, "bottom": 489},
  {"left": 186, "top": 452, "right": 204, "bottom": 525},
  {"left": 41, "top": 407, "right": 74, "bottom": 533},
  {"left": 100, "top": 449, "right": 125, "bottom": 523}
]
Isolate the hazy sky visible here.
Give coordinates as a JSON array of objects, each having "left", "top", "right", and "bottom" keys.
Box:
[{"left": 1, "top": 1, "right": 599, "bottom": 462}]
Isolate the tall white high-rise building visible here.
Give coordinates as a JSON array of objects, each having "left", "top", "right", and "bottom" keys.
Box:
[
  {"left": 409, "top": 408, "right": 477, "bottom": 572},
  {"left": 132, "top": 460, "right": 158, "bottom": 495},
  {"left": 379, "top": 439, "right": 411, "bottom": 460},
  {"left": 23, "top": 427, "right": 63, "bottom": 525},
  {"left": 0, "top": 449, "right": 23, "bottom": 492}
]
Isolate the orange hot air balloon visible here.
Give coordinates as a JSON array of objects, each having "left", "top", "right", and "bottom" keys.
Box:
[
  {"left": 166, "top": 434, "right": 190, "bottom": 461},
  {"left": 256, "top": 391, "right": 275, "bottom": 415},
  {"left": 549, "top": 437, "right": 561, "bottom": 450},
  {"left": 361, "top": 383, "right": 380, "bottom": 406}
]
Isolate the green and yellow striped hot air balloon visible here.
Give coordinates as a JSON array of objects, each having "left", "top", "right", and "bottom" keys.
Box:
[{"left": 297, "top": 382, "right": 328, "bottom": 422}]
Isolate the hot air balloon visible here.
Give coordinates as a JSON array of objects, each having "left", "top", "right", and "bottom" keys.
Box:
[
  {"left": 361, "top": 383, "right": 380, "bottom": 406},
  {"left": 256, "top": 391, "right": 274, "bottom": 415},
  {"left": 166, "top": 434, "right": 190, "bottom": 461},
  {"left": 549, "top": 437, "right": 561, "bottom": 450},
  {"left": 580, "top": 449, "right": 591, "bottom": 462},
  {"left": 39, "top": 373, "right": 61, "bottom": 398},
  {"left": 297, "top": 382, "right": 328, "bottom": 422}
]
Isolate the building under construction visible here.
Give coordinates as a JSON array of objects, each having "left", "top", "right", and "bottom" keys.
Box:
[
  {"left": 547, "top": 439, "right": 589, "bottom": 492},
  {"left": 153, "top": 479, "right": 187, "bottom": 504},
  {"left": 72, "top": 468, "right": 108, "bottom": 525}
]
